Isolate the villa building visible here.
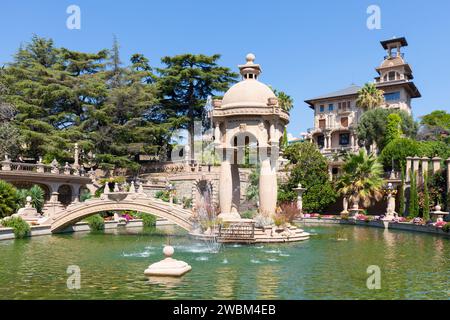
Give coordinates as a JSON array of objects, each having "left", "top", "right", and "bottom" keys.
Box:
[{"left": 304, "top": 37, "right": 421, "bottom": 179}]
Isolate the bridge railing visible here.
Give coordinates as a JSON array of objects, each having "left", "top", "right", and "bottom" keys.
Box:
[{"left": 1, "top": 158, "right": 90, "bottom": 177}]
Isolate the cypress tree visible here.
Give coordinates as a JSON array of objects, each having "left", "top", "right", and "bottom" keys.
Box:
[
  {"left": 399, "top": 168, "right": 406, "bottom": 216},
  {"left": 409, "top": 169, "right": 419, "bottom": 218},
  {"left": 423, "top": 173, "right": 430, "bottom": 221}
]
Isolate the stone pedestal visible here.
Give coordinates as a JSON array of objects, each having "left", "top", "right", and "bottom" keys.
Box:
[
  {"left": 430, "top": 205, "right": 449, "bottom": 222},
  {"left": 144, "top": 246, "right": 192, "bottom": 277},
  {"left": 293, "top": 183, "right": 306, "bottom": 218}
]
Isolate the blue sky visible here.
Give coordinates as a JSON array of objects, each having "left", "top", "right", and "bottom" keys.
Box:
[{"left": 1, "top": 0, "right": 450, "bottom": 138}]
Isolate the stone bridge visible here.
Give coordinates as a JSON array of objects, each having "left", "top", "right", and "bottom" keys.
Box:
[{"left": 50, "top": 186, "right": 194, "bottom": 233}]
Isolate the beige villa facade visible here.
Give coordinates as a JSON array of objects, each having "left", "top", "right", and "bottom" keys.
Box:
[{"left": 304, "top": 37, "right": 421, "bottom": 178}]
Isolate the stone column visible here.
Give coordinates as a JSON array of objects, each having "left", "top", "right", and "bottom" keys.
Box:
[
  {"left": 218, "top": 148, "right": 233, "bottom": 217},
  {"left": 421, "top": 157, "right": 429, "bottom": 185},
  {"left": 259, "top": 154, "right": 276, "bottom": 216},
  {"left": 405, "top": 156, "right": 412, "bottom": 182},
  {"left": 350, "top": 134, "right": 355, "bottom": 150},
  {"left": 432, "top": 157, "right": 442, "bottom": 173},
  {"left": 412, "top": 156, "right": 420, "bottom": 175}
]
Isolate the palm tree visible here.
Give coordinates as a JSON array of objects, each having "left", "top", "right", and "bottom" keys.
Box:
[
  {"left": 336, "top": 149, "right": 384, "bottom": 209},
  {"left": 276, "top": 91, "right": 294, "bottom": 112},
  {"left": 356, "top": 83, "right": 385, "bottom": 111}
]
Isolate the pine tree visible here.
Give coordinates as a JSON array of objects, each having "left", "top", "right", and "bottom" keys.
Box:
[{"left": 157, "top": 54, "right": 238, "bottom": 158}]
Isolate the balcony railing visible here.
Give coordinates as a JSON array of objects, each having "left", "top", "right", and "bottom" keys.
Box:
[{"left": 307, "top": 125, "right": 356, "bottom": 134}]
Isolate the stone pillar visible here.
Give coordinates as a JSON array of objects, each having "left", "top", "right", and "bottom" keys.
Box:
[
  {"left": 350, "top": 134, "right": 355, "bottom": 150},
  {"left": 405, "top": 156, "right": 412, "bottom": 182},
  {"left": 259, "top": 155, "right": 276, "bottom": 216},
  {"left": 412, "top": 156, "right": 420, "bottom": 175},
  {"left": 1, "top": 154, "right": 12, "bottom": 171},
  {"left": 420, "top": 157, "right": 429, "bottom": 185},
  {"left": 231, "top": 164, "right": 240, "bottom": 213},
  {"left": 218, "top": 149, "right": 233, "bottom": 216},
  {"left": 432, "top": 157, "right": 442, "bottom": 173}
]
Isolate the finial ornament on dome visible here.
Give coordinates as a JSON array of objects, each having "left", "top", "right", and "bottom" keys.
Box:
[
  {"left": 239, "top": 53, "right": 261, "bottom": 79},
  {"left": 246, "top": 53, "right": 256, "bottom": 64}
]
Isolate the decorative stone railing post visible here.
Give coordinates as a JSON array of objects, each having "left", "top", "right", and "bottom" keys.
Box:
[
  {"left": 1, "top": 154, "right": 12, "bottom": 171},
  {"left": 36, "top": 156, "right": 45, "bottom": 173},
  {"left": 405, "top": 156, "right": 412, "bottom": 182},
  {"left": 293, "top": 183, "right": 306, "bottom": 218},
  {"left": 412, "top": 156, "right": 420, "bottom": 175},
  {"left": 104, "top": 183, "right": 111, "bottom": 194},
  {"left": 432, "top": 157, "right": 441, "bottom": 174},
  {"left": 422, "top": 157, "right": 430, "bottom": 177},
  {"left": 64, "top": 162, "right": 71, "bottom": 175},
  {"left": 50, "top": 159, "right": 59, "bottom": 174},
  {"left": 138, "top": 182, "right": 145, "bottom": 194},
  {"left": 113, "top": 182, "right": 120, "bottom": 192},
  {"left": 129, "top": 181, "right": 136, "bottom": 193}
]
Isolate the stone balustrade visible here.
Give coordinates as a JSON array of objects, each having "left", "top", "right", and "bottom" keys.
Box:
[{"left": 0, "top": 157, "right": 87, "bottom": 177}]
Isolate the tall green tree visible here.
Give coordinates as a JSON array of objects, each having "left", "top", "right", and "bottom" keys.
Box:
[
  {"left": 336, "top": 149, "right": 384, "bottom": 209},
  {"left": 408, "top": 169, "right": 419, "bottom": 218},
  {"left": 422, "top": 173, "right": 430, "bottom": 221},
  {"left": 356, "top": 83, "right": 385, "bottom": 111},
  {"left": 279, "top": 142, "right": 337, "bottom": 213},
  {"left": 385, "top": 113, "right": 402, "bottom": 145},
  {"left": 357, "top": 108, "right": 417, "bottom": 153},
  {"left": 274, "top": 90, "right": 294, "bottom": 112},
  {"left": 157, "top": 54, "right": 238, "bottom": 158},
  {"left": 399, "top": 169, "right": 406, "bottom": 217},
  {"left": 0, "top": 35, "right": 108, "bottom": 162},
  {"left": 419, "top": 110, "right": 450, "bottom": 141}
]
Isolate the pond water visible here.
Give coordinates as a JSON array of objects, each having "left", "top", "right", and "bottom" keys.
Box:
[{"left": 0, "top": 225, "right": 448, "bottom": 300}]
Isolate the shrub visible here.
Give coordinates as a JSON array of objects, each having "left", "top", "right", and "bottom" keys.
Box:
[
  {"left": 85, "top": 214, "right": 104, "bottom": 231},
  {"left": 273, "top": 214, "right": 286, "bottom": 227},
  {"left": 16, "top": 185, "right": 45, "bottom": 213},
  {"left": 0, "top": 180, "right": 19, "bottom": 218},
  {"left": 279, "top": 203, "right": 300, "bottom": 222},
  {"left": 80, "top": 190, "right": 92, "bottom": 202},
  {"left": 137, "top": 213, "right": 157, "bottom": 227},
  {"left": 341, "top": 213, "right": 349, "bottom": 220},
  {"left": 1, "top": 216, "right": 30, "bottom": 238},
  {"left": 253, "top": 214, "right": 273, "bottom": 228},
  {"left": 241, "top": 210, "right": 256, "bottom": 219},
  {"left": 182, "top": 197, "right": 192, "bottom": 209},
  {"left": 442, "top": 223, "right": 450, "bottom": 233}
]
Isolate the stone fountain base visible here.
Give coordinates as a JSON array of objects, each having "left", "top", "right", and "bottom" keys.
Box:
[{"left": 190, "top": 221, "right": 310, "bottom": 244}]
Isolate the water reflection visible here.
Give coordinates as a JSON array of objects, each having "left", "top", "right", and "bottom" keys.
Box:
[{"left": 0, "top": 225, "right": 448, "bottom": 300}]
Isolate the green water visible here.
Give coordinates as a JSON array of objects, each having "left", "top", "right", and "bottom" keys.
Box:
[{"left": 0, "top": 225, "right": 448, "bottom": 300}]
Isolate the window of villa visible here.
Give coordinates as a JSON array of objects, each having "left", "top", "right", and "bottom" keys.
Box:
[
  {"left": 384, "top": 91, "right": 401, "bottom": 102},
  {"left": 319, "top": 105, "right": 324, "bottom": 112},
  {"left": 328, "top": 104, "right": 334, "bottom": 111},
  {"left": 319, "top": 119, "right": 326, "bottom": 129},
  {"left": 388, "top": 71, "right": 396, "bottom": 81},
  {"left": 317, "top": 135, "right": 325, "bottom": 148},
  {"left": 339, "top": 133, "right": 350, "bottom": 145},
  {"left": 332, "top": 167, "right": 339, "bottom": 175}
]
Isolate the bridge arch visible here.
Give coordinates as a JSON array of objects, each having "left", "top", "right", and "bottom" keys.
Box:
[{"left": 51, "top": 197, "right": 193, "bottom": 233}]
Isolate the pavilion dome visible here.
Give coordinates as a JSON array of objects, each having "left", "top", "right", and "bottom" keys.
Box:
[{"left": 221, "top": 53, "right": 276, "bottom": 108}]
